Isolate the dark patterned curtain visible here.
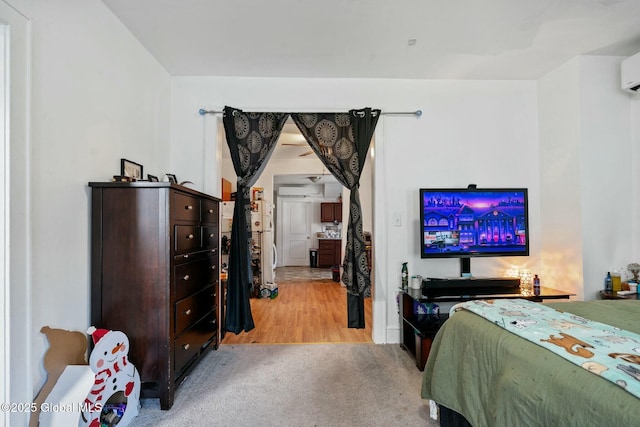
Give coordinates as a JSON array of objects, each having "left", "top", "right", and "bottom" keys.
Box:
[
  {"left": 223, "top": 106, "right": 288, "bottom": 334},
  {"left": 290, "top": 108, "right": 380, "bottom": 328}
]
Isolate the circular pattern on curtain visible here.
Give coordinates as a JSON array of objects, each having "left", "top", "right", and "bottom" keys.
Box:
[
  {"left": 316, "top": 120, "right": 338, "bottom": 146},
  {"left": 235, "top": 115, "right": 250, "bottom": 139},
  {"left": 247, "top": 131, "right": 262, "bottom": 153},
  {"left": 335, "top": 137, "right": 353, "bottom": 159}
]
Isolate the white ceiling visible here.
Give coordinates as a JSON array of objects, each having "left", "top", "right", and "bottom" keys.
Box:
[
  {"left": 100, "top": 0, "right": 640, "bottom": 182},
  {"left": 102, "top": 0, "right": 640, "bottom": 80}
]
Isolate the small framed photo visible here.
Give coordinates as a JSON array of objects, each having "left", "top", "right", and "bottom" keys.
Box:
[
  {"left": 166, "top": 174, "right": 177, "bottom": 184},
  {"left": 147, "top": 174, "right": 159, "bottom": 182},
  {"left": 121, "top": 158, "right": 143, "bottom": 180}
]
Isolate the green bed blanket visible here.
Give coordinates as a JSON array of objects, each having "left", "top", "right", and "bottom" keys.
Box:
[{"left": 421, "top": 300, "right": 640, "bottom": 427}]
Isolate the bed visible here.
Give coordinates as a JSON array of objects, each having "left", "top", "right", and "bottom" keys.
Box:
[{"left": 421, "top": 299, "right": 640, "bottom": 427}]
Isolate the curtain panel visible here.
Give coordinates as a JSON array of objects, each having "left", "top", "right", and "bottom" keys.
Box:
[
  {"left": 222, "top": 106, "right": 288, "bottom": 334},
  {"left": 290, "top": 108, "right": 380, "bottom": 328}
]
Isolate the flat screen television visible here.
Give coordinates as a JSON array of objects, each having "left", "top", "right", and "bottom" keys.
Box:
[{"left": 419, "top": 187, "right": 529, "bottom": 276}]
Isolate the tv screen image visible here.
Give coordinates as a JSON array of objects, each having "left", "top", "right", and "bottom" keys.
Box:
[{"left": 420, "top": 188, "right": 529, "bottom": 260}]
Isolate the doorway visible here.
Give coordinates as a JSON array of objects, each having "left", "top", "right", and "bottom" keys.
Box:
[{"left": 219, "top": 118, "right": 374, "bottom": 343}]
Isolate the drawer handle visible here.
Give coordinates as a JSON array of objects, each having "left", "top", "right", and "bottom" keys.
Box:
[
  {"left": 183, "top": 254, "right": 189, "bottom": 259},
  {"left": 208, "top": 209, "right": 214, "bottom": 214},
  {"left": 182, "top": 343, "right": 190, "bottom": 350},
  {"left": 186, "top": 234, "right": 194, "bottom": 240},
  {"left": 209, "top": 233, "right": 214, "bottom": 238},
  {"left": 183, "top": 309, "right": 192, "bottom": 316},
  {"left": 210, "top": 248, "right": 217, "bottom": 253},
  {"left": 211, "top": 265, "right": 216, "bottom": 270},
  {"left": 185, "top": 205, "right": 193, "bottom": 210},
  {"left": 182, "top": 274, "right": 190, "bottom": 281}
]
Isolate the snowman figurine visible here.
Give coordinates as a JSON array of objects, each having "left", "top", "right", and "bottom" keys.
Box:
[{"left": 80, "top": 326, "right": 141, "bottom": 427}]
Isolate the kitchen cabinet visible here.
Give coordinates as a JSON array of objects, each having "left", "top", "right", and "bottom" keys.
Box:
[
  {"left": 221, "top": 178, "right": 232, "bottom": 201},
  {"left": 318, "top": 239, "right": 342, "bottom": 268},
  {"left": 320, "top": 202, "right": 342, "bottom": 222}
]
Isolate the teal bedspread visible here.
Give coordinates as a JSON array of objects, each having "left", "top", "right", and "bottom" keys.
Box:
[{"left": 421, "top": 300, "right": 640, "bottom": 427}]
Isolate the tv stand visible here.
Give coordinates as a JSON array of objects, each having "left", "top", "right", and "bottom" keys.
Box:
[{"left": 399, "top": 287, "right": 573, "bottom": 370}]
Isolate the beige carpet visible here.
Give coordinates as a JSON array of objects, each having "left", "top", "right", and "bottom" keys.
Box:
[{"left": 129, "top": 343, "right": 438, "bottom": 427}]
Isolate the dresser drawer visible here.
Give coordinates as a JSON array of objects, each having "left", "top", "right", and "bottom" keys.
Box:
[
  {"left": 202, "top": 226, "right": 218, "bottom": 250},
  {"left": 173, "top": 192, "right": 200, "bottom": 222},
  {"left": 175, "top": 285, "right": 216, "bottom": 336},
  {"left": 174, "top": 312, "right": 217, "bottom": 375},
  {"left": 207, "top": 253, "right": 219, "bottom": 280},
  {"left": 174, "top": 225, "right": 201, "bottom": 255},
  {"left": 174, "top": 258, "right": 215, "bottom": 300},
  {"left": 201, "top": 199, "right": 219, "bottom": 224}
]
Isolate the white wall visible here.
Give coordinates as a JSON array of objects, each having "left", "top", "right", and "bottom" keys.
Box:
[
  {"left": 537, "top": 58, "right": 584, "bottom": 299},
  {"left": 6, "top": 0, "right": 171, "bottom": 416},
  {"left": 580, "top": 56, "right": 634, "bottom": 299},
  {"left": 171, "top": 77, "right": 540, "bottom": 343},
  {"left": 538, "top": 56, "right": 635, "bottom": 301}
]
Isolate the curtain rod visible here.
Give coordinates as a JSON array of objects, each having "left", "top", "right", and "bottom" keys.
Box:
[{"left": 198, "top": 108, "right": 422, "bottom": 117}]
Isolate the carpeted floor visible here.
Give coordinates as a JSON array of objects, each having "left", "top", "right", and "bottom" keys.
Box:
[{"left": 129, "top": 343, "right": 438, "bottom": 427}]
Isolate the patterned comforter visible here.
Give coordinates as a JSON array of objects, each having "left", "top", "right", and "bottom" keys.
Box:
[{"left": 422, "top": 300, "right": 640, "bottom": 427}]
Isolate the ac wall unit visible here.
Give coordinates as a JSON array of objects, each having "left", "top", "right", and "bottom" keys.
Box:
[
  {"left": 278, "top": 186, "right": 322, "bottom": 197},
  {"left": 621, "top": 51, "right": 640, "bottom": 93}
]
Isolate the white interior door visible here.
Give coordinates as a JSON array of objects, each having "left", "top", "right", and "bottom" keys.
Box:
[{"left": 282, "top": 200, "right": 311, "bottom": 266}]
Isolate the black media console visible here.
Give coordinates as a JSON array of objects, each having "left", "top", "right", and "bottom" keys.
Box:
[
  {"left": 400, "top": 286, "right": 574, "bottom": 370},
  {"left": 421, "top": 276, "right": 521, "bottom": 297}
]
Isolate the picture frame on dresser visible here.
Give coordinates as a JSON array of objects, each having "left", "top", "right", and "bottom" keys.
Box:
[
  {"left": 147, "top": 174, "right": 159, "bottom": 182},
  {"left": 120, "top": 158, "right": 143, "bottom": 180},
  {"left": 166, "top": 173, "right": 177, "bottom": 184}
]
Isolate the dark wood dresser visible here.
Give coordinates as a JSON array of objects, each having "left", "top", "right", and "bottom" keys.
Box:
[{"left": 89, "top": 182, "right": 220, "bottom": 409}]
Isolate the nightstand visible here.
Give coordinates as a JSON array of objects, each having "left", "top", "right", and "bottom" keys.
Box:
[{"left": 599, "top": 290, "right": 638, "bottom": 300}]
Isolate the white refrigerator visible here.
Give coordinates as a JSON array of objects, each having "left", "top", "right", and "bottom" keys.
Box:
[
  {"left": 252, "top": 201, "right": 276, "bottom": 285},
  {"left": 222, "top": 200, "right": 276, "bottom": 285}
]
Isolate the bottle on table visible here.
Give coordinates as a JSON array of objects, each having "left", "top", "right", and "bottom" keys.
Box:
[
  {"left": 402, "top": 262, "right": 408, "bottom": 290},
  {"left": 604, "top": 272, "right": 612, "bottom": 292},
  {"left": 533, "top": 274, "right": 541, "bottom": 296}
]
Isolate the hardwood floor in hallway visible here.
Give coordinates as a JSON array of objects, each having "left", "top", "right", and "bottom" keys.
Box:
[{"left": 221, "top": 267, "right": 372, "bottom": 344}]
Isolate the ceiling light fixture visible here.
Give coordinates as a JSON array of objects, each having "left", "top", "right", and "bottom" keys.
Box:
[{"left": 307, "top": 176, "right": 322, "bottom": 183}]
